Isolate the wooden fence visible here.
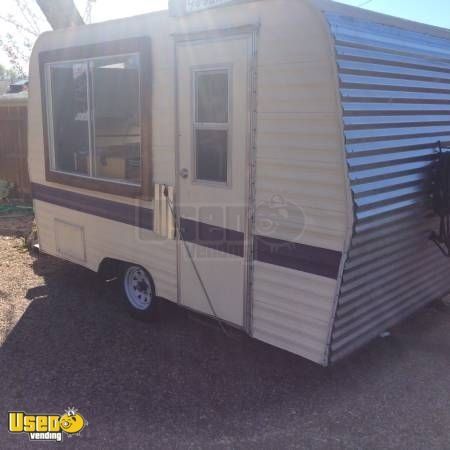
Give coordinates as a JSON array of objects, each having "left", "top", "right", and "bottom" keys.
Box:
[{"left": 0, "top": 95, "right": 30, "bottom": 197}]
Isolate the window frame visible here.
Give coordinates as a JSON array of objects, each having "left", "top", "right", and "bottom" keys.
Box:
[
  {"left": 39, "top": 37, "right": 152, "bottom": 198},
  {"left": 191, "top": 66, "right": 232, "bottom": 187}
]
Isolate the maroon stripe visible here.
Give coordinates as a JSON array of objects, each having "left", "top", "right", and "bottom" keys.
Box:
[
  {"left": 254, "top": 235, "right": 342, "bottom": 279},
  {"left": 180, "top": 219, "right": 342, "bottom": 279},
  {"left": 31, "top": 183, "right": 341, "bottom": 278},
  {"left": 180, "top": 217, "right": 244, "bottom": 257},
  {"left": 31, "top": 183, "right": 153, "bottom": 229}
]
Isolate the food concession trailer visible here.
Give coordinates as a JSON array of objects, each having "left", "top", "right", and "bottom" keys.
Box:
[{"left": 28, "top": 0, "right": 450, "bottom": 365}]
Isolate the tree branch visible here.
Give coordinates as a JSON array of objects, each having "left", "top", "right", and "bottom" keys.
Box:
[
  {"left": 35, "top": 0, "right": 84, "bottom": 29},
  {"left": 16, "top": 0, "right": 42, "bottom": 35},
  {"left": 0, "top": 15, "right": 40, "bottom": 36}
]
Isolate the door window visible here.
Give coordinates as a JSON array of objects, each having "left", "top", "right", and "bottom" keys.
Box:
[{"left": 193, "top": 69, "right": 230, "bottom": 184}]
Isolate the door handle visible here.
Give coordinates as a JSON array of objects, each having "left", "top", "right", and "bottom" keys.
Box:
[{"left": 179, "top": 168, "right": 189, "bottom": 179}]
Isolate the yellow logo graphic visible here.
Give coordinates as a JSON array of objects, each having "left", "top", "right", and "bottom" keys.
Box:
[{"left": 9, "top": 407, "right": 87, "bottom": 442}]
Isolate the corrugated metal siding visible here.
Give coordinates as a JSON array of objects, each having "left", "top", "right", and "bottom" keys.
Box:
[{"left": 326, "top": 13, "right": 450, "bottom": 362}]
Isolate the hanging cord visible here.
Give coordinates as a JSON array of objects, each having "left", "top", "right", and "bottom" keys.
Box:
[
  {"left": 430, "top": 141, "right": 450, "bottom": 257},
  {"left": 163, "top": 185, "right": 230, "bottom": 337}
]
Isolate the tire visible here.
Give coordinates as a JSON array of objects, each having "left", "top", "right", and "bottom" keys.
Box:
[{"left": 120, "top": 264, "right": 157, "bottom": 321}]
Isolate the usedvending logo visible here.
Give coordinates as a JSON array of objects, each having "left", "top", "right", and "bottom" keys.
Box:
[{"left": 8, "top": 407, "right": 87, "bottom": 442}]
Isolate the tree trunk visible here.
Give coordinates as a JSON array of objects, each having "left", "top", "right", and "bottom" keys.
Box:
[{"left": 36, "top": 0, "right": 84, "bottom": 29}]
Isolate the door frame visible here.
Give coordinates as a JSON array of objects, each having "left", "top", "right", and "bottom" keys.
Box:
[{"left": 173, "top": 24, "right": 259, "bottom": 333}]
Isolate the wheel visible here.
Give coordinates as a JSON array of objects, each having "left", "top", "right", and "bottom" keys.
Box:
[{"left": 121, "top": 264, "right": 157, "bottom": 321}]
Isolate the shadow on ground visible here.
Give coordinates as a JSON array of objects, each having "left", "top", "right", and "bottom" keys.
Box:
[
  {"left": 1, "top": 254, "right": 450, "bottom": 449},
  {"left": 0, "top": 215, "right": 33, "bottom": 238}
]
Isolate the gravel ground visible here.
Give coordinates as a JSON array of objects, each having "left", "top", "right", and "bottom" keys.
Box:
[{"left": 1, "top": 215, "right": 450, "bottom": 449}]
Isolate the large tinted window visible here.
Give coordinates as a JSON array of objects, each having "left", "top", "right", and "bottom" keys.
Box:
[
  {"left": 50, "top": 62, "right": 90, "bottom": 175},
  {"left": 92, "top": 55, "right": 140, "bottom": 184},
  {"left": 47, "top": 53, "right": 141, "bottom": 185}
]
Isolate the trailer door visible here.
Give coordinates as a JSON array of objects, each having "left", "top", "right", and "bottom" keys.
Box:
[{"left": 176, "top": 35, "right": 251, "bottom": 327}]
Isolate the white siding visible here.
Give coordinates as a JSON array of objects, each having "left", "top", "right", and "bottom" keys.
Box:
[
  {"left": 28, "top": 0, "right": 351, "bottom": 364},
  {"left": 28, "top": 12, "right": 175, "bottom": 202},
  {"left": 253, "top": 262, "right": 337, "bottom": 364},
  {"left": 251, "top": 1, "right": 348, "bottom": 364},
  {"left": 254, "top": 1, "right": 348, "bottom": 252},
  {"left": 35, "top": 200, "right": 177, "bottom": 301},
  {"left": 178, "top": 0, "right": 349, "bottom": 363},
  {"left": 28, "top": 12, "right": 178, "bottom": 301}
]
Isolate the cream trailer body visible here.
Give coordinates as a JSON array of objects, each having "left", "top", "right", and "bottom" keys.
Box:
[{"left": 28, "top": 0, "right": 450, "bottom": 365}]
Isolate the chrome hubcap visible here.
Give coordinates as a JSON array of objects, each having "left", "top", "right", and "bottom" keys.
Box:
[{"left": 124, "top": 267, "right": 152, "bottom": 310}]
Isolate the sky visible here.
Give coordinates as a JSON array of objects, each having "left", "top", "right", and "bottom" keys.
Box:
[
  {"left": 74, "top": 0, "right": 168, "bottom": 22},
  {"left": 1, "top": 0, "right": 450, "bottom": 70},
  {"left": 80, "top": 0, "right": 450, "bottom": 27}
]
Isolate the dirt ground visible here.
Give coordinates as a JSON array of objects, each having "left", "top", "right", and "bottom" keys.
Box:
[{"left": 1, "top": 214, "right": 450, "bottom": 449}]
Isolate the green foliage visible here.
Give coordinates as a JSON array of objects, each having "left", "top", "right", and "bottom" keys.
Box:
[{"left": 0, "top": 63, "right": 22, "bottom": 81}]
